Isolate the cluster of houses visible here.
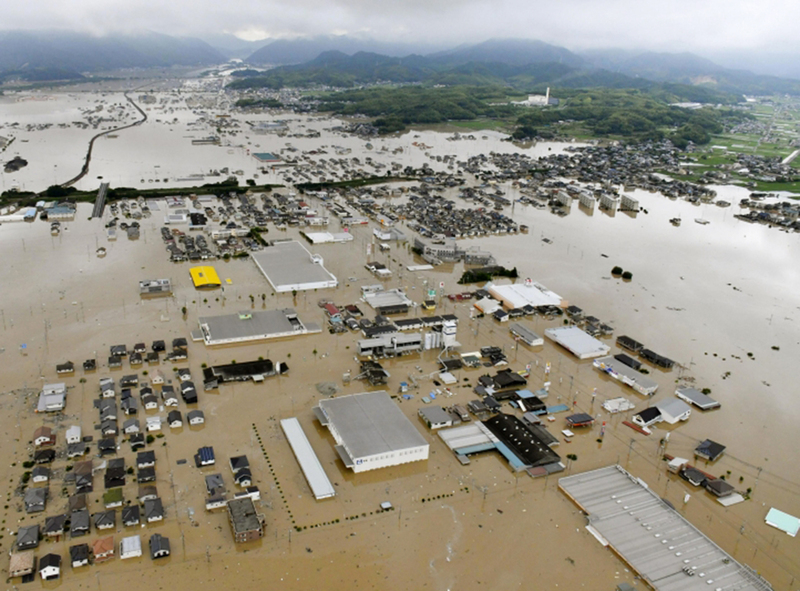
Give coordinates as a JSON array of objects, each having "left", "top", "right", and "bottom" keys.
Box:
[
  {"left": 12, "top": 443, "right": 172, "bottom": 582},
  {"left": 54, "top": 338, "right": 190, "bottom": 379},
  {"left": 195, "top": 448, "right": 264, "bottom": 543}
]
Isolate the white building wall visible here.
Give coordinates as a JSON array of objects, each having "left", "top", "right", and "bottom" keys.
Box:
[{"left": 351, "top": 445, "right": 429, "bottom": 473}]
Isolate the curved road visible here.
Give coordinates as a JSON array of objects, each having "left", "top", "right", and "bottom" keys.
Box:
[{"left": 62, "top": 91, "right": 148, "bottom": 188}]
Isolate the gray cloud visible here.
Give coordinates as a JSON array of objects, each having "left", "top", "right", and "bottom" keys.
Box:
[{"left": 1, "top": 0, "right": 798, "bottom": 55}]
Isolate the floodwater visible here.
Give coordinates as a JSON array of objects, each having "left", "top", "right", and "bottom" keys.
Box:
[{"left": 0, "top": 88, "right": 799, "bottom": 590}]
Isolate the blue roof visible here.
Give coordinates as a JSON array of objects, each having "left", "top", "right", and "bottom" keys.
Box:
[
  {"left": 198, "top": 446, "right": 215, "bottom": 461},
  {"left": 495, "top": 441, "right": 527, "bottom": 470},
  {"left": 454, "top": 443, "right": 496, "bottom": 455},
  {"left": 516, "top": 389, "right": 535, "bottom": 399},
  {"left": 546, "top": 404, "right": 570, "bottom": 414}
]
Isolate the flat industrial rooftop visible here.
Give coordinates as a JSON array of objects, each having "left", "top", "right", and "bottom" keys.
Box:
[
  {"left": 488, "top": 281, "right": 562, "bottom": 309},
  {"left": 545, "top": 326, "right": 610, "bottom": 359},
  {"left": 559, "top": 465, "right": 771, "bottom": 591},
  {"left": 198, "top": 308, "right": 320, "bottom": 345},
  {"left": 316, "top": 391, "right": 427, "bottom": 459},
  {"left": 251, "top": 241, "right": 338, "bottom": 292}
]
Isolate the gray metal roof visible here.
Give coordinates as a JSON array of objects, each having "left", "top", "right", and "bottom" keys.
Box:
[
  {"left": 509, "top": 322, "right": 543, "bottom": 345},
  {"left": 559, "top": 465, "right": 772, "bottom": 591},
  {"left": 676, "top": 387, "right": 720, "bottom": 410},
  {"left": 251, "top": 241, "right": 338, "bottom": 291},
  {"left": 280, "top": 418, "right": 336, "bottom": 500},
  {"left": 316, "top": 391, "right": 428, "bottom": 460},
  {"left": 199, "top": 308, "right": 318, "bottom": 344},
  {"left": 545, "top": 326, "right": 610, "bottom": 359}
]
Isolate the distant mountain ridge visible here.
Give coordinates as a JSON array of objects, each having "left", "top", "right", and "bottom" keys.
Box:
[
  {"left": 0, "top": 30, "right": 226, "bottom": 77},
  {"left": 232, "top": 37, "right": 800, "bottom": 96}
]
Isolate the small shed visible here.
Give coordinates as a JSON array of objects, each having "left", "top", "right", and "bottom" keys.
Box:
[{"left": 566, "top": 413, "right": 595, "bottom": 428}]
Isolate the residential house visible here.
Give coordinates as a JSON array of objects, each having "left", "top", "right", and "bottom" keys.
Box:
[
  {"left": 129, "top": 352, "right": 143, "bottom": 366},
  {"left": 205, "top": 473, "right": 225, "bottom": 496},
  {"left": 121, "top": 397, "right": 139, "bottom": 416},
  {"left": 67, "top": 441, "right": 88, "bottom": 459},
  {"left": 101, "top": 419, "right": 118, "bottom": 437},
  {"left": 162, "top": 385, "right": 178, "bottom": 406},
  {"left": 120, "top": 374, "right": 139, "bottom": 388},
  {"left": 71, "top": 508, "right": 91, "bottom": 537},
  {"left": 94, "top": 510, "right": 116, "bottom": 530},
  {"left": 65, "top": 425, "right": 82, "bottom": 444},
  {"left": 110, "top": 345, "right": 128, "bottom": 358},
  {"left": 632, "top": 406, "right": 662, "bottom": 428},
  {"left": 108, "top": 355, "right": 123, "bottom": 369},
  {"left": 103, "top": 488, "right": 124, "bottom": 509},
  {"left": 24, "top": 487, "right": 47, "bottom": 513},
  {"left": 69, "top": 543, "right": 90, "bottom": 568},
  {"left": 44, "top": 514, "right": 67, "bottom": 540},
  {"left": 234, "top": 469, "right": 253, "bottom": 488},
  {"left": 142, "top": 393, "right": 159, "bottom": 410},
  {"left": 122, "top": 505, "right": 140, "bottom": 526},
  {"left": 146, "top": 416, "right": 162, "bottom": 432},
  {"left": 137, "top": 467, "right": 156, "bottom": 483},
  {"left": 227, "top": 497, "right": 264, "bottom": 543},
  {"left": 144, "top": 498, "right": 164, "bottom": 523},
  {"left": 149, "top": 533, "right": 171, "bottom": 559},
  {"left": 705, "top": 478, "right": 736, "bottom": 498},
  {"left": 137, "top": 450, "right": 156, "bottom": 468},
  {"left": 695, "top": 439, "right": 726, "bottom": 462},
  {"left": 177, "top": 368, "right": 192, "bottom": 382},
  {"left": 150, "top": 371, "right": 164, "bottom": 385},
  {"left": 68, "top": 493, "right": 88, "bottom": 512},
  {"left": 195, "top": 446, "right": 215, "bottom": 466},
  {"left": 34, "top": 448, "right": 56, "bottom": 463},
  {"left": 188, "top": 409, "right": 205, "bottom": 425},
  {"left": 56, "top": 361, "right": 75, "bottom": 375},
  {"left": 120, "top": 535, "right": 142, "bottom": 560},
  {"left": 229, "top": 455, "right": 249, "bottom": 474},
  {"left": 168, "top": 410, "right": 183, "bottom": 428},
  {"left": 39, "top": 553, "right": 62, "bottom": 580},
  {"left": 31, "top": 466, "right": 50, "bottom": 483},
  {"left": 98, "top": 438, "right": 117, "bottom": 455},
  {"left": 129, "top": 432, "right": 146, "bottom": 450},
  {"left": 16, "top": 525, "right": 40, "bottom": 549},
  {"left": 93, "top": 535, "right": 115, "bottom": 563},
  {"left": 138, "top": 485, "right": 158, "bottom": 503},
  {"left": 33, "top": 426, "right": 55, "bottom": 447},
  {"left": 123, "top": 418, "right": 140, "bottom": 434},
  {"left": 655, "top": 398, "right": 692, "bottom": 424},
  {"left": 9, "top": 551, "right": 35, "bottom": 578}
]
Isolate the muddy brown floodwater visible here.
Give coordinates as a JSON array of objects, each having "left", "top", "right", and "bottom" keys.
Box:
[{"left": 0, "top": 93, "right": 798, "bottom": 591}]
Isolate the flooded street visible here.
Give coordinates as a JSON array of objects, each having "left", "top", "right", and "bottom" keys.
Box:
[{"left": 0, "top": 88, "right": 798, "bottom": 590}]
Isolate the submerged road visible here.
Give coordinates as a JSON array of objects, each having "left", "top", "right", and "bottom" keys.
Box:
[{"left": 61, "top": 91, "right": 148, "bottom": 188}]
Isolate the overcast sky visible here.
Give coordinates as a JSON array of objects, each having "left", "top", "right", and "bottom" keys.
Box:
[{"left": 0, "top": 0, "right": 797, "bottom": 55}]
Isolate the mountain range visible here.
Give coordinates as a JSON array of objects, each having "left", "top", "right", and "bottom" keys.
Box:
[
  {"left": 0, "top": 30, "right": 225, "bottom": 81},
  {"left": 1, "top": 30, "right": 798, "bottom": 96}
]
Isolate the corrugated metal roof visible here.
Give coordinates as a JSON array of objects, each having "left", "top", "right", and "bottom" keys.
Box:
[
  {"left": 560, "top": 465, "right": 772, "bottom": 591},
  {"left": 280, "top": 418, "right": 335, "bottom": 500}
]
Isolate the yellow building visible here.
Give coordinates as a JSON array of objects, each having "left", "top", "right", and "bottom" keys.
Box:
[{"left": 190, "top": 266, "right": 221, "bottom": 289}]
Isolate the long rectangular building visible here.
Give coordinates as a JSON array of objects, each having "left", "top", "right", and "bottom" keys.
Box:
[
  {"left": 314, "top": 391, "right": 428, "bottom": 473},
  {"left": 280, "top": 418, "right": 336, "bottom": 500},
  {"left": 545, "top": 326, "right": 610, "bottom": 359},
  {"left": 559, "top": 465, "right": 772, "bottom": 591},
  {"left": 593, "top": 356, "right": 658, "bottom": 396},
  {"left": 198, "top": 309, "right": 320, "bottom": 346}
]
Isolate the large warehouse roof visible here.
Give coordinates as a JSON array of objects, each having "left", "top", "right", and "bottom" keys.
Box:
[
  {"left": 252, "top": 241, "right": 338, "bottom": 293},
  {"left": 559, "top": 465, "right": 772, "bottom": 591},
  {"left": 316, "top": 391, "right": 427, "bottom": 459},
  {"left": 487, "top": 281, "right": 562, "bottom": 309}
]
